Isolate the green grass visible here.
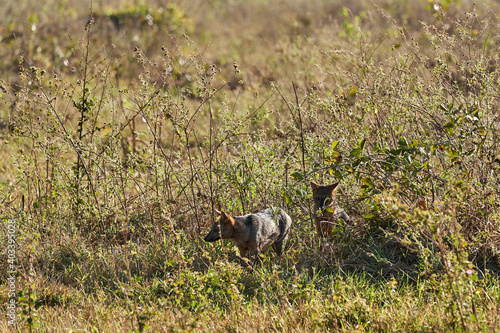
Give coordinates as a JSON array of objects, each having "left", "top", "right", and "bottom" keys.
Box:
[{"left": 1, "top": 0, "right": 500, "bottom": 331}]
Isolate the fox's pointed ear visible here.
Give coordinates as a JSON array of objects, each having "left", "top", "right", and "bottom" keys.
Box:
[
  {"left": 330, "top": 182, "right": 340, "bottom": 192},
  {"left": 220, "top": 211, "right": 235, "bottom": 226},
  {"left": 310, "top": 181, "right": 319, "bottom": 191}
]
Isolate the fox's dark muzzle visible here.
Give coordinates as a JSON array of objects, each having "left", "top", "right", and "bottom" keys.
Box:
[
  {"left": 319, "top": 198, "right": 332, "bottom": 210},
  {"left": 203, "top": 233, "right": 220, "bottom": 242},
  {"left": 204, "top": 221, "right": 222, "bottom": 242}
]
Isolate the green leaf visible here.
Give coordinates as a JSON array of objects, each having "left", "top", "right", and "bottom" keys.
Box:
[
  {"left": 331, "top": 140, "right": 339, "bottom": 151},
  {"left": 398, "top": 136, "right": 408, "bottom": 147},
  {"left": 389, "top": 148, "right": 401, "bottom": 156},
  {"left": 350, "top": 148, "right": 362, "bottom": 156},
  {"left": 362, "top": 177, "right": 374, "bottom": 187},
  {"left": 403, "top": 152, "right": 412, "bottom": 164},
  {"left": 442, "top": 122, "right": 455, "bottom": 129},
  {"left": 363, "top": 213, "right": 376, "bottom": 220},
  {"left": 291, "top": 172, "right": 303, "bottom": 181},
  {"left": 358, "top": 138, "right": 366, "bottom": 150},
  {"left": 442, "top": 122, "right": 455, "bottom": 134}
]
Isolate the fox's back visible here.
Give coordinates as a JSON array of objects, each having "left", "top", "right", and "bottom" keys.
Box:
[
  {"left": 226, "top": 207, "right": 292, "bottom": 257},
  {"left": 257, "top": 207, "right": 291, "bottom": 234},
  {"left": 238, "top": 207, "right": 290, "bottom": 235}
]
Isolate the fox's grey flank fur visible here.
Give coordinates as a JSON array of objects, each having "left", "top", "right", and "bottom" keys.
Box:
[{"left": 204, "top": 207, "right": 292, "bottom": 263}]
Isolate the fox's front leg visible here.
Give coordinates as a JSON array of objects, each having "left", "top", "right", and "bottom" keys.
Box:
[
  {"left": 237, "top": 246, "right": 251, "bottom": 267},
  {"left": 249, "top": 250, "right": 260, "bottom": 266},
  {"left": 246, "top": 241, "right": 262, "bottom": 266},
  {"left": 315, "top": 218, "right": 325, "bottom": 237}
]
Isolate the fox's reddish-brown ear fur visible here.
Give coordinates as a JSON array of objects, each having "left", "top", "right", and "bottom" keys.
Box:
[
  {"left": 330, "top": 182, "right": 340, "bottom": 191},
  {"left": 220, "top": 211, "right": 235, "bottom": 226},
  {"left": 311, "top": 181, "right": 340, "bottom": 192},
  {"left": 324, "top": 182, "right": 340, "bottom": 193}
]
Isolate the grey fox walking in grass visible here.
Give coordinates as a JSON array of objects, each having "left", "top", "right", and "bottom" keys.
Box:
[
  {"left": 311, "top": 181, "right": 350, "bottom": 238},
  {"left": 203, "top": 207, "right": 292, "bottom": 264}
]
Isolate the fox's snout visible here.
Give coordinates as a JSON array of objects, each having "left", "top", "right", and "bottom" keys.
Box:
[
  {"left": 203, "top": 232, "right": 220, "bottom": 242},
  {"left": 203, "top": 223, "right": 221, "bottom": 242},
  {"left": 316, "top": 198, "right": 332, "bottom": 210}
]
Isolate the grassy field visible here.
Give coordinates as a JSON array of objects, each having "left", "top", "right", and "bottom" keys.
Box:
[{"left": 1, "top": 0, "right": 500, "bottom": 331}]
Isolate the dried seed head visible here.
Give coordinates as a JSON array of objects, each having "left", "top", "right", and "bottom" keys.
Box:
[
  {"left": 233, "top": 62, "right": 240, "bottom": 74},
  {"left": 85, "top": 16, "right": 95, "bottom": 29}
]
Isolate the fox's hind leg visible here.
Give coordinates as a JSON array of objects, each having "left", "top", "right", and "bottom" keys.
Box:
[{"left": 273, "top": 241, "right": 283, "bottom": 257}]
